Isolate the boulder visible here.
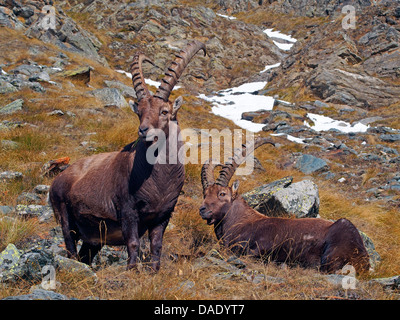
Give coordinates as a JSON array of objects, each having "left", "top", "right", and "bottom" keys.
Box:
[
  {"left": 104, "top": 80, "right": 137, "bottom": 99},
  {"left": 15, "top": 204, "right": 53, "bottom": 222},
  {"left": 0, "top": 171, "right": 23, "bottom": 181},
  {"left": 358, "top": 231, "right": 381, "bottom": 270},
  {"left": 59, "top": 66, "right": 92, "bottom": 84},
  {"left": 0, "top": 80, "right": 18, "bottom": 94},
  {"left": 1, "top": 245, "right": 96, "bottom": 284},
  {"left": 370, "top": 275, "right": 400, "bottom": 290},
  {"left": 16, "top": 192, "right": 41, "bottom": 205},
  {"left": 0, "top": 244, "right": 21, "bottom": 280},
  {"left": 380, "top": 134, "right": 400, "bottom": 143},
  {"left": 0, "top": 6, "right": 24, "bottom": 30},
  {"left": 89, "top": 88, "right": 129, "bottom": 108},
  {"left": 242, "top": 176, "right": 293, "bottom": 213},
  {"left": 0, "top": 99, "right": 23, "bottom": 115},
  {"left": 54, "top": 255, "right": 97, "bottom": 280},
  {"left": 25, "top": 9, "right": 106, "bottom": 65},
  {"left": 265, "top": 180, "right": 320, "bottom": 218},
  {"left": 295, "top": 154, "right": 329, "bottom": 174},
  {"left": 2, "top": 289, "right": 73, "bottom": 300},
  {"left": 1, "top": 139, "right": 19, "bottom": 149},
  {"left": 0, "top": 205, "right": 13, "bottom": 215},
  {"left": 243, "top": 177, "right": 320, "bottom": 218}
]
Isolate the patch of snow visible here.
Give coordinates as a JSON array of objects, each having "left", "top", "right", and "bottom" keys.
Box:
[
  {"left": 305, "top": 113, "right": 370, "bottom": 133},
  {"left": 116, "top": 69, "right": 181, "bottom": 89},
  {"left": 1, "top": 69, "right": 7, "bottom": 75},
  {"left": 220, "top": 81, "right": 267, "bottom": 94},
  {"left": 216, "top": 13, "right": 237, "bottom": 20},
  {"left": 271, "top": 132, "right": 306, "bottom": 144},
  {"left": 263, "top": 28, "right": 297, "bottom": 51},
  {"left": 260, "top": 62, "right": 281, "bottom": 74},
  {"left": 263, "top": 29, "right": 297, "bottom": 43},
  {"left": 198, "top": 86, "right": 274, "bottom": 133},
  {"left": 272, "top": 41, "right": 294, "bottom": 51}
]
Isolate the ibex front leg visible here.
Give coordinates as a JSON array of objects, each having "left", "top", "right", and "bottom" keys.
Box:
[
  {"left": 122, "top": 209, "right": 140, "bottom": 271},
  {"left": 148, "top": 217, "right": 170, "bottom": 272}
]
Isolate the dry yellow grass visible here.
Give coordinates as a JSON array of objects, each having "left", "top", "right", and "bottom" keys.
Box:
[{"left": 1, "top": 23, "right": 399, "bottom": 301}]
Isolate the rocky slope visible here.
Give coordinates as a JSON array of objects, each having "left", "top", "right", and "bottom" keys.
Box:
[
  {"left": 263, "top": 1, "right": 400, "bottom": 109},
  {"left": 0, "top": 0, "right": 400, "bottom": 300}
]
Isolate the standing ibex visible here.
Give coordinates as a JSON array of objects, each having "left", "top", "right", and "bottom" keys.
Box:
[
  {"left": 49, "top": 40, "right": 206, "bottom": 271},
  {"left": 200, "top": 138, "right": 370, "bottom": 273}
]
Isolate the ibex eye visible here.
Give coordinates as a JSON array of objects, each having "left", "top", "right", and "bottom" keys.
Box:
[
  {"left": 161, "top": 110, "right": 168, "bottom": 116},
  {"left": 219, "top": 192, "right": 226, "bottom": 197}
]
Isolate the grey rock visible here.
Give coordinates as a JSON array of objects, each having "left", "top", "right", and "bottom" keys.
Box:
[
  {"left": 104, "top": 80, "right": 137, "bottom": 99},
  {"left": 59, "top": 66, "right": 92, "bottom": 84},
  {"left": 242, "top": 176, "right": 293, "bottom": 214},
  {"left": 25, "top": 10, "right": 106, "bottom": 65},
  {"left": 29, "top": 71, "right": 50, "bottom": 82},
  {"left": 266, "top": 180, "right": 320, "bottom": 218},
  {"left": 54, "top": 255, "right": 97, "bottom": 280},
  {"left": 1, "top": 248, "right": 54, "bottom": 283},
  {"left": 15, "top": 204, "right": 53, "bottom": 222},
  {"left": 89, "top": 88, "right": 129, "bottom": 108},
  {"left": 1, "top": 139, "right": 19, "bottom": 149},
  {"left": 370, "top": 275, "right": 400, "bottom": 290},
  {"left": 0, "top": 80, "right": 18, "bottom": 94},
  {"left": 0, "top": 205, "right": 13, "bottom": 215},
  {"left": 295, "top": 154, "right": 329, "bottom": 174},
  {"left": 33, "top": 184, "right": 50, "bottom": 195},
  {"left": 92, "top": 245, "right": 128, "bottom": 268},
  {"left": 0, "top": 244, "right": 21, "bottom": 280},
  {"left": 11, "top": 64, "right": 41, "bottom": 76},
  {"left": 380, "top": 134, "right": 400, "bottom": 143},
  {"left": 0, "top": 99, "right": 23, "bottom": 115},
  {"left": 0, "top": 171, "right": 23, "bottom": 181},
  {"left": 2, "top": 289, "right": 73, "bottom": 300},
  {"left": 0, "top": 6, "right": 25, "bottom": 30},
  {"left": 47, "top": 109, "right": 64, "bottom": 116},
  {"left": 358, "top": 231, "right": 381, "bottom": 270},
  {"left": 16, "top": 192, "right": 41, "bottom": 205}
]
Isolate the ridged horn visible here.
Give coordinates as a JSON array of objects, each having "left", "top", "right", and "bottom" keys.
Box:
[
  {"left": 130, "top": 53, "right": 155, "bottom": 102},
  {"left": 154, "top": 40, "right": 206, "bottom": 102},
  {"left": 215, "top": 137, "right": 275, "bottom": 187},
  {"left": 201, "top": 160, "right": 222, "bottom": 196}
]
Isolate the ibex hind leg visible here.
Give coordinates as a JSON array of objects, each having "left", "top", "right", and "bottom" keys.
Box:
[
  {"left": 78, "top": 242, "right": 102, "bottom": 265},
  {"left": 320, "top": 218, "right": 366, "bottom": 273},
  {"left": 54, "top": 201, "right": 80, "bottom": 259}
]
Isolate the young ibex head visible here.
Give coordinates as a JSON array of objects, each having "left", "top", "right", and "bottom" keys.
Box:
[
  {"left": 199, "top": 137, "right": 275, "bottom": 225},
  {"left": 129, "top": 40, "right": 206, "bottom": 142}
]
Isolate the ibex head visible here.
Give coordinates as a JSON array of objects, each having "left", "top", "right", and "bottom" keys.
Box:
[
  {"left": 199, "top": 138, "right": 275, "bottom": 225},
  {"left": 129, "top": 40, "right": 206, "bottom": 142}
]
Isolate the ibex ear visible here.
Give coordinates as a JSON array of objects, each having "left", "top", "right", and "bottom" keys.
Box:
[
  {"left": 129, "top": 100, "right": 139, "bottom": 115},
  {"left": 171, "top": 96, "right": 183, "bottom": 119},
  {"left": 231, "top": 180, "right": 240, "bottom": 200}
]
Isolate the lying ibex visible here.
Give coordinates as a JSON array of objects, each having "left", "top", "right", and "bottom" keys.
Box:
[
  {"left": 49, "top": 40, "right": 206, "bottom": 271},
  {"left": 200, "top": 138, "right": 370, "bottom": 273}
]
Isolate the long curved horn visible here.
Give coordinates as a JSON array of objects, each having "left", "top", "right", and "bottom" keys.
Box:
[
  {"left": 201, "top": 160, "right": 222, "bottom": 196},
  {"left": 154, "top": 40, "right": 207, "bottom": 102},
  {"left": 130, "top": 53, "right": 155, "bottom": 102},
  {"left": 215, "top": 137, "right": 275, "bottom": 187}
]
